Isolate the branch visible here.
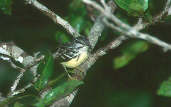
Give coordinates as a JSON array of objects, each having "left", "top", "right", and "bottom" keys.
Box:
[
  {"left": 0, "top": 42, "right": 35, "bottom": 67},
  {"left": 25, "top": 0, "right": 81, "bottom": 38},
  {"left": 83, "top": 0, "right": 171, "bottom": 51},
  {"left": 94, "top": 36, "right": 127, "bottom": 57},
  {"left": 0, "top": 42, "right": 44, "bottom": 96},
  {"left": 88, "top": 15, "right": 105, "bottom": 49},
  {"left": 103, "top": 18, "right": 171, "bottom": 52},
  {"left": 50, "top": 90, "right": 77, "bottom": 107},
  {"left": 92, "top": 17, "right": 145, "bottom": 59},
  {"left": 149, "top": 0, "right": 171, "bottom": 25},
  {"left": 92, "top": 0, "right": 171, "bottom": 58},
  {"left": 83, "top": 18, "right": 143, "bottom": 72}
]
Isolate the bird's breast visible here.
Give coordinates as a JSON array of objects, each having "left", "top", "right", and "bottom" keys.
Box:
[{"left": 61, "top": 51, "right": 88, "bottom": 68}]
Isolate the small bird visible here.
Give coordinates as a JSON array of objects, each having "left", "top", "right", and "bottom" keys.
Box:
[{"left": 55, "top": 36, "right": 91, "bottom": 74}]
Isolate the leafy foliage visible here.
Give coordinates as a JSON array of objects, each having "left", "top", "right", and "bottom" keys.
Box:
[
  {"left": 34, "top": 52, "right": 54, "bottom": 91},
  {"left": 35, "top": 80, "right": 83, "bottom": 107},
  {"left": 14, "top": 102, "right": 24, "bottom": 107},
  {"left": 0, "top": 0, "right": 12, "bottom": 15},
  {"left": 114, "top": 40, "right": 149, "bottom": 69},
  {"left": 114, "top": 0, "right": 148, "bottom": 16},
  {"left": 157, "top": 77, "right": 171, "bottom": 97}
]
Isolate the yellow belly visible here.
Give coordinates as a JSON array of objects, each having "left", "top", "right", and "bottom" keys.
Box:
[{"left": 61, "top": 52, "right": 88, "bottom": 68}]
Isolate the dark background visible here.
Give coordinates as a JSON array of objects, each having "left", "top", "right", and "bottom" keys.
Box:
[{"left": 1, "top": 0, "right": 171, "bottom": 107}]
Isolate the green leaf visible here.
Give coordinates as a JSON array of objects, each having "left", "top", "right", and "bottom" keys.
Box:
[
  {"left": 114, "top": 40, "right": 149, "bottom": 69},
  {"left": 48, "top": 73, "right": 66, "bottom": 87},
  {"left": 34, "top": 52, "right": 54, "bottom": 91},
  {"left": 70, "top": 16, "right": 85, "bottom": 33},
  {"left": 0, "top": 0, "right": 12, "bottom": 15},
  {"left": 69, "top": 0, "right": 82, "bottom": 9},
  {"left": 144, "top": 0, "right": 165, "bottom": 23},
  {"left": 69, "top": 0, "right": 86, "bottom": 15},
  {"left": 55, "top": 31, "right": 70, "bottom": 44},
  {"left": 84, "top": 20, "right": 93, "bottom": 36},
  {"left": 144, "top": 10, "right": 153, "bottom": 23},
  {"left": 14, "top": 102, "right": 24, "bottom": 107},
  {"left": 35, "top": 80, "right": 83, "bottom": 107},
  {"left": 115, "top": 0, "right": 148, "bottom": 16},
  {"left": 157, "top": 77, "right": 171, "bottom": 97}
]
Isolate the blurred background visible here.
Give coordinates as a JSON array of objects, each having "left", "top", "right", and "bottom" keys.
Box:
[{"left": 1, "top": 0, "right": 171, "bottom": 107}]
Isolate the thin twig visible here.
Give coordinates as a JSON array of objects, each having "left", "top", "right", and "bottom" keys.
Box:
[
  {"left": 103, "top": 19, "right": 171, "bottom": 52},
  {"left": 9, "top": 83, "right": 33, "bottom": 96},
  {"left": 8, "top": 64, "right": 39, "bottom": 96},
  {"left": 147, "top": 0, "right": 171, "bottom": 26},
  {"left": 10, "top": 72, "right": 24, "bottom": 93},
  {"left": 92, "top": 18, "right": 143, "bottom": 62},
  {"left": 94, "top": 36, "right": 127, "bottom": 58}
]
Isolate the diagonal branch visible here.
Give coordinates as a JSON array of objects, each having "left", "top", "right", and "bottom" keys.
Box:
[
  {"left": 25, "top": 0, "right": 81, "bottom": 38},
  {"left": 88, "top": 15, "right": 105, "bottom": 49}
]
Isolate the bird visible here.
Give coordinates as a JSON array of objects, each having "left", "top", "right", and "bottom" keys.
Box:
[{"left": 54, "top": 36, "right": 91, "bottom": 76}]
